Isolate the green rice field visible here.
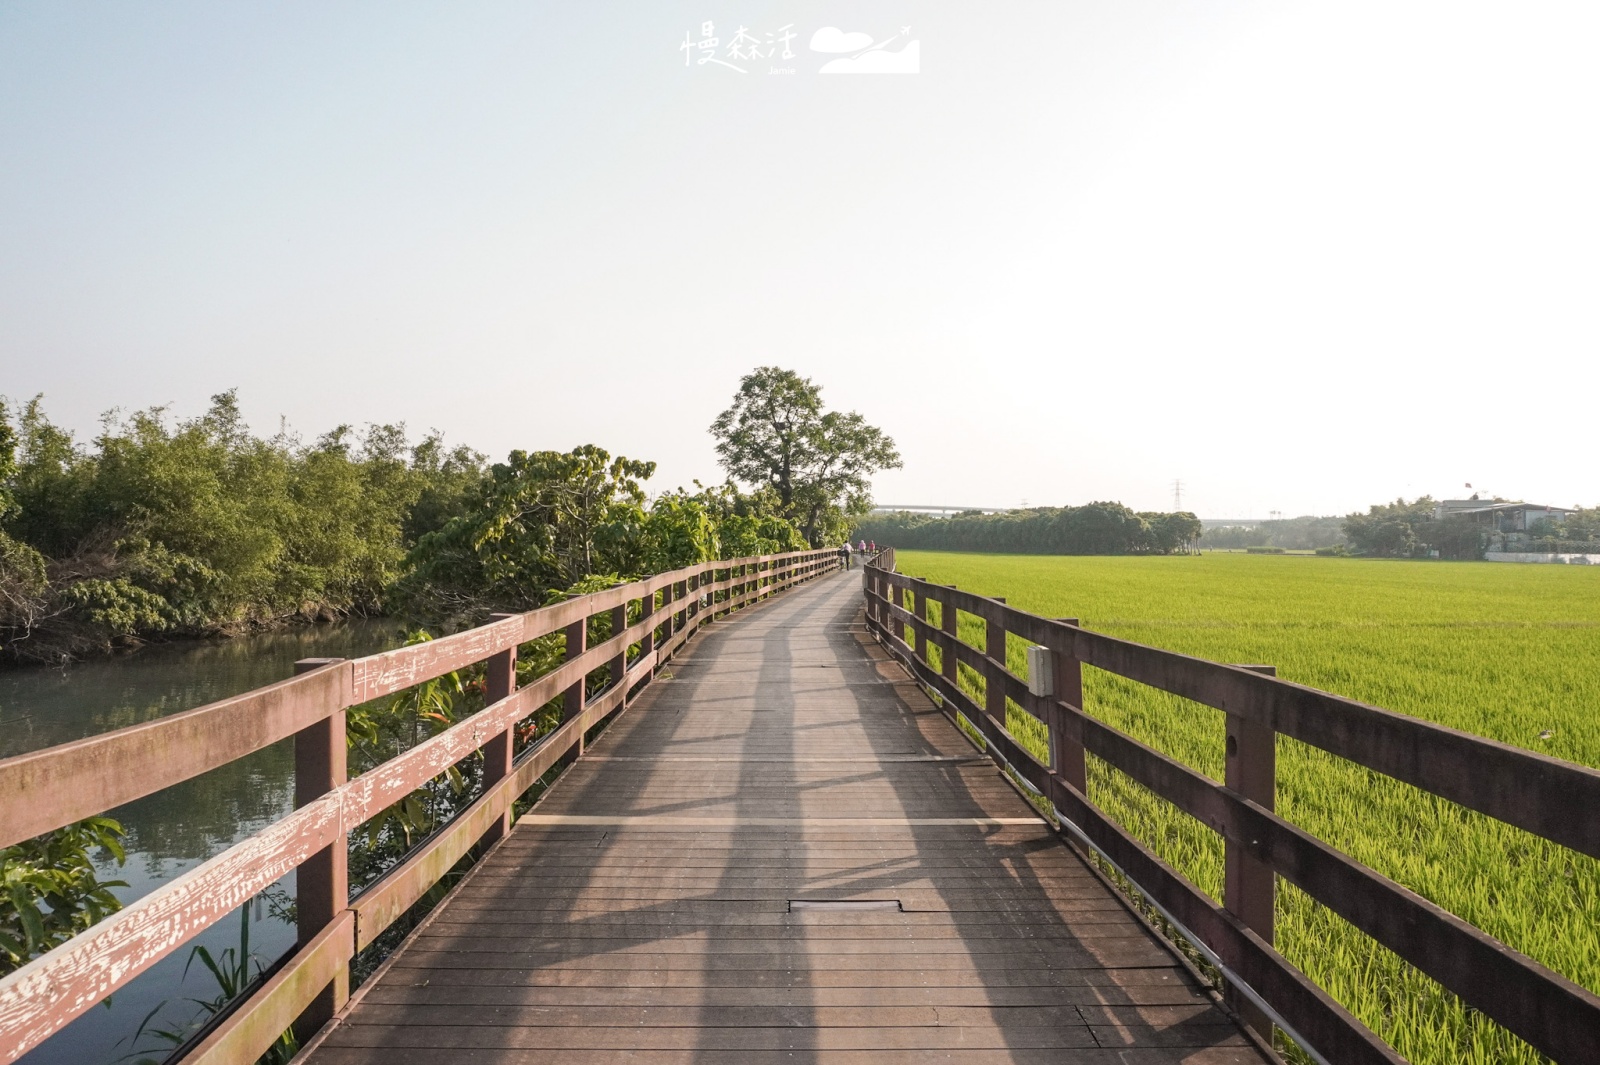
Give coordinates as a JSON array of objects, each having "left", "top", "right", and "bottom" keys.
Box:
[{"left": 894, "top": 550, "right": 1600, "bottom": 1065}]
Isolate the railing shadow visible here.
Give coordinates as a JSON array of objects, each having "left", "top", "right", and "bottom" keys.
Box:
[
  {"left": 308, "top": 568, "right": 1257, "bottom": 1062},
  {"left": 824, "top": 582, "right": 1258, "bottom": 1060}
]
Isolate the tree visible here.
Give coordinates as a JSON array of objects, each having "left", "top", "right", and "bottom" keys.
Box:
[
  {"left": 0, "top": 392, "right": 495, "bottom": 661},
  {"left": 710, "top": 368, "right": 901, "bottom": 545},
  {"left": 1342, "top": 497, "right": 1484, "bottom": 559},
  {"left": 1144, "top": 511, "right": 1204, "bottom": 554},
  {"left": 850, "top": 504, "right": 1200, "bottom": 556},
  {"left": 1344, "top": 499, "right": 1429, "bottom": 557},
  {"left": 1562, "top": 508, "right": 1600, "bottom": 543},
  {"left": 0, "top": 399, "right": 17, "bottom": 522},
  {"left": 396, "top": 445, "right": 655, "bottom": 623},
  {"left": 640, "top": 483, "right": 806, "bottom": 573}
]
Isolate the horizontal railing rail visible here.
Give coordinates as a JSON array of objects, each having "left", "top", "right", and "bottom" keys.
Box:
[
  {"left": 861, "top": 554, "right": 1600, "bottom": 1065},
  {"left": 0, "top": 548, "right": 840, "bottom": 1064}
]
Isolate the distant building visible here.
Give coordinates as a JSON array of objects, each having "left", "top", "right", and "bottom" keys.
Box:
[
  {"left": 1435, "top": 499, "right": 1593, "bottom": 564},
  {"left": 1432, "top": 499, "right": 1575, "bottom": 533}
]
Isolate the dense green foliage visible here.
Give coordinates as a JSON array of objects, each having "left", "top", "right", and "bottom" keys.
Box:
[
  {"left": 1543, "top": 507, "right": 1600, "bottom": 542},
  {"left": 898, "top": 550, "right": 1600, "bottom": 1065},
  {"left": 0, "top": 817, "right": 127, "bottom": 975},
  {"left": 0, "top": 385, "right": 818, "bottom": 998},
  {"left": 710, "top": 366, "right": 901, "bottom": 545},
  {"left": 0, "top": 392, "right": 486, "bottom": 663},
  {"left": 0, "top": 392, "right": 812, "bottom": 661},
  {"left": 1342, "top": 497, "right": 1485, "bottom": 559},
  {"left": 392, "top": 448, "right": 806, "bottom": 628},
  {"left": 854, "top": 503, "right": 1203, "bottom": 555}
]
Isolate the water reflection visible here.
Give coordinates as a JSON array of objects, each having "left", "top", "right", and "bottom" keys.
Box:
[{"left": 2, "top": 620, "right": 405, "bottom": 1065}]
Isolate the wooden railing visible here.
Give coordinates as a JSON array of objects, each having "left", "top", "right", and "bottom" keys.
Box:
[
  {"left": 862, "top": 551, "right": 1600, "bottom": 1065},
  {"left": 0, "top": 548, "right": 840, "bottom": 1064}
]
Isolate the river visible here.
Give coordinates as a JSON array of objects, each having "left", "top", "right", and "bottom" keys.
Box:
[{"left": 1, "top": 620, "right": 407, "bottom": 1065}]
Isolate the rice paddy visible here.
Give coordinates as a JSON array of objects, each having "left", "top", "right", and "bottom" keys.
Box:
[{"left": 893, "top": 550, "right": 1600, "bottom": 1065}]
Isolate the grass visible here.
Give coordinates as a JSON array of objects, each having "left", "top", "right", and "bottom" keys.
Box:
[{"left": 894, "top": 550, "right": 1600, "bottom": 1065}]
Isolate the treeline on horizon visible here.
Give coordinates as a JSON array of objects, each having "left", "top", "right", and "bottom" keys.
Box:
[
  {"left": 852, "top": 504, "right": 1204, "bottom": 556},
  {"left": 0, "top": 391, "right": 810, "bottom": 665},
  {"left": 869, "top": 499, "right": 1600, "bottom": 560}
]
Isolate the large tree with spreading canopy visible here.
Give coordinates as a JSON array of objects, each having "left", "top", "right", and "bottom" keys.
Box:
[{"left": 709, "top": 367, "right": 901, "bottom": 546}]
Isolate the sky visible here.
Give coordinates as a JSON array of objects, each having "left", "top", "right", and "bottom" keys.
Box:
[{"left": 2, "top": 1, "right": 1597, "bottom": 519}]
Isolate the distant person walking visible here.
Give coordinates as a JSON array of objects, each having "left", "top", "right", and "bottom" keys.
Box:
[
  {"left": 868, "top": 540, "right": 876, "bottom": 554},
  {"left": 840, "top": 541, "right": 853, "bottom": 570},
  {"left": 858, "top": 539, "right": 868, "bottom": 557}
]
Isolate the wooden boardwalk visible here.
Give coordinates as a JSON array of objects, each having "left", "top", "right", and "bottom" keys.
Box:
[{"left": 307, "top": 571, "right": 1270, "bottom": 1064}]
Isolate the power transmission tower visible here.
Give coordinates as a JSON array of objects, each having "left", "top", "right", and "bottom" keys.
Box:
[{"left": 1172, "top": 479, "right": 1183, "bottom": 511}]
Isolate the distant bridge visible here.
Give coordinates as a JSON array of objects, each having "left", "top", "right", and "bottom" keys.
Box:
[
  {"left": 871, "top": 508, "right": 1273, "bottom": 527},
  {"left": 869, "top": 504, "right": 1009, "bottom": 516}
]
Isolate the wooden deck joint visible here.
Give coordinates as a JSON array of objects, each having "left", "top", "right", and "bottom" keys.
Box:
[{"left": 515, "top": 815, "right": 1047, "bottom": 827}]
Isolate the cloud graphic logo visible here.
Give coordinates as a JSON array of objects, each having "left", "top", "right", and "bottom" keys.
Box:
[
  {"left": 809, "top": 27, "right": 875, "bottom": 53},
  {"left": 819, "top": 40, "right": 919, "bottom": 74}
]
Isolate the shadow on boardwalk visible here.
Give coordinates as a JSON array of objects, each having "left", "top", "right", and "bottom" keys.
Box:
[{"left": 306, "top": 571, "right": 1270, "bottom": 1065}]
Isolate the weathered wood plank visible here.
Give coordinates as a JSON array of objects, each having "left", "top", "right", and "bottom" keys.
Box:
[
  {"left": 0, "top": 662, "right": 352, "bottom": 849},
  {"left": 1073, "top": 705, "right": 1600, "bottom": 1063},
  {"left": 0, "top": 549, "right": 836, "bottom": 1064},
  {"left": 351, "top": 682, "right": 627, "bottom": 951},
  {"left": 185, "top": 911, "right": 355, "bottom": 1065},
  {"left": 871, "top": 571, "right": 1600, "bottom": 858},
  {"left": 0, "top": 794, "right": 342, "bottom": 1063},
  {"left": 300, "top": 572, "right": 1261, "bottom": 1065}
]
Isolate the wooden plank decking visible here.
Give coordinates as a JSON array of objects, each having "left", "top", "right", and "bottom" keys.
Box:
[{"left": 306, "top": 571, "right": 1271, "bottom": 1064}]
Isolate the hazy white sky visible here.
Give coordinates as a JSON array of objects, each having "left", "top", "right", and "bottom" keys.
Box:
[{"left": 3, "top": 2, "right": 1596, "bottom": 518}]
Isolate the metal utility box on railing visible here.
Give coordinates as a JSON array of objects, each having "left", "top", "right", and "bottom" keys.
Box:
[{"left": 1025, "top": 645, "right": 1053, "bottom": 697}]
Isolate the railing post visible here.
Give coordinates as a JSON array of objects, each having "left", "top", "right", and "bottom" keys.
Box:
[
  {"left": 1050, "top": 619, "right": 1088, "bottom": 793},
  {"left": 687, "top": 571, "right": 700, "bottom": 628},
  {"left": 984, "top": 599, "right": 1008, "bottom": 730},
  {"left": 889, "top": 572, "right": 902, "bottom": 639},
  {"left": 1226, "top": 663, "right": 1278, "bottom": 1039},
  {"left": 638, "top": 585, "right": 657, "bottom": 670},
  {"left": 562, "top": 614, "right": 587, "bottom": 761},
  {"left": 911, "top": 579, "right": 928, "bottom": 659},
  {"left": 664, "top": 580, "right": 678, "bottom": 647},
  {"left": 939, "top": 585, "right": 959, "bottom": 686},
  {"left": 608, "top": 602, "right": 627, "bottom": 694},
  {"left": 292, "top": 657, "right": 348, "bottom": 1038},
  {"left": 480, "top": 614, "right": 519, "bottom": 845}
]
